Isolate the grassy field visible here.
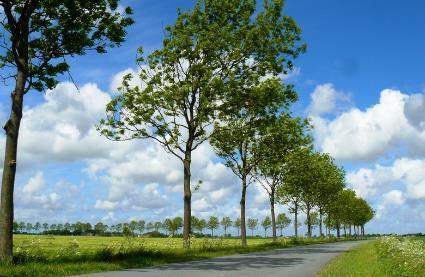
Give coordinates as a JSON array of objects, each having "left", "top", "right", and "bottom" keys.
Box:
[{"left": 1, "top": 234, "right": 341, "bottom": 277}]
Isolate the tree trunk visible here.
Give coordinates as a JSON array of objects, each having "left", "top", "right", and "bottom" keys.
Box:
[
  {"left": 336, "top": 221, "right": 340, "bottom": 239},
  {"left": 319, "top": 207, "right": 323, "bottom": 237},
  {"left": 224, "top": 228, "right": 227, "bottom": 237},
  {"left": 183, "top": 150, "right": 192, "bottom": 248},
  {"left": 306, "top": 204, "right": 311, "bottom": 238},
  {"left": 270, "top": 192, "right": 277, "bottom": 242},
  {"left": 0, "top": 71, "right": 25, "bottom": 264},
  {"left": 294, "top": 202, "right": 298, "bottom": 238},
  {"left": 349, "top": 225, "right": 352, "bottom": 237},
  {"left": 240, "top": 174, "right": 247, "bottom": 247}
]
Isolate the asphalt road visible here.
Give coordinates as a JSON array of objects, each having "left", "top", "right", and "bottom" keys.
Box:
[{"left": 78, "top": 240, "right": 365, "bottom": 277}]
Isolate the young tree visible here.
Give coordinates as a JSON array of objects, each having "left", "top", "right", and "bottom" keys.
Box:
[
  {"left": 12, "top": 222, "right": 18, "bottom": 234},
  {"left": 221, "top": 217, "right": 232, "bottom": 237},
  {"left": 197, "top": 218, "right": 206, "bottom": 235},
  {"left": 0, "top": 0, "right": 133, "bottom": 263},
  {"left": 247, "top": 218, "right": 258, "bottom": 237},
  {"left": 261, "top": 216, "right": 272, "bottom": 238},
  {"left": 100, "top": 0, "right": 304, "bottom": 248},
  {"left": 42, "top": 223, "right": 48, "bottom": 233},
  {"left": 129, "top": 220, "right": 138, "bottom": 235},
  {"left": 146, "top": 222, "right": 154, "bottom": 233},
  {"left": 207, "top": 216, "right": 219, "bottom": 236},
  {"left": 154, "top": 222, "right": 163, "bottom": 232},
  {"left": 256, "top": 115, "right": 311, "bottom": 242},
  {"left": 26, "top": 223, "right": 32, "bottom": 233},
  {"left": 137, "top": 220, "right": 145, "bottom": 235},
  {"left": 234, "top": 218, "right": 241, "bottom": 237},
  {"left": 276, "top": 213, "right": 291, "bottom": 237},
  {"left": 34, "top": 222, "right": 41, "bottom": 234}
]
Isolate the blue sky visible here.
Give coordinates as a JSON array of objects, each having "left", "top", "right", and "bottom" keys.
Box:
[{"left": 3, "top": 0, "right": 425, "bottom": 236}]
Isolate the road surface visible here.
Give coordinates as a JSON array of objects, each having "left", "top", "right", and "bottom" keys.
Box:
[{"left": 78, "top": 240, "right": 365, "bottom": 277}]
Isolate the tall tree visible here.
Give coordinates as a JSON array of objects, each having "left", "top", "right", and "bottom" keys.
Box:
[
  {"left": 207, "top": 216, "right": 219, "bottom": 236},
  {"left": 0, "top": 0, "right": 133, "bottom": 263},
  {"left": 256, "top": 114, "right": 311, "bottom": 242},
  {"left": 276, "top": 213, "right": 291, "bottom": 236},
  {"left": 221, "top": 217, "right": 232, "bottom": 237},
  {"left": 99, "top": 0, "right": 304, "bottom": 248}
]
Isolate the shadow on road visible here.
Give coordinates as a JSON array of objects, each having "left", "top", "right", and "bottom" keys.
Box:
[{"left": 122, "top": 243, "right": 348, "bottom": 273}]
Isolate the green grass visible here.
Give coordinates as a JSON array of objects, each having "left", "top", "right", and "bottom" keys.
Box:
[
  {"left": 1, "top": 235, "right": 342, "bottom": 277},
  {"left": 318, "top": 240, "right": 390, "bottom": 277}
]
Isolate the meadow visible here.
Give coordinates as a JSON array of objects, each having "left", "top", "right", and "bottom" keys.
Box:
[{"left": 2, "top": 235, "right": 341, "bottom": 277}]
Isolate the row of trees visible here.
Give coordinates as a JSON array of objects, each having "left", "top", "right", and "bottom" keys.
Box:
[
  {"left": 99, "top": 0, "right": 375, "bottom": 248},
  {"left": 12, "top": 213, "right": 291, "bottom": 238},
  {"left": 0, "top": 0, "right": 375, "bottom": 263}
]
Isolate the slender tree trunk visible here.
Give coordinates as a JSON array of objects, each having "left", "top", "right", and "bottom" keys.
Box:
[
  {"left": 240, "top": 174, "right": 247, "bottom": 247},
  {"left": 280, "top": 227, "right": 283, "bottom": 237},
  {"left": 349, "top": 225, "right": 352, "bottom": 237},
  {"left": 294, "top": 202, "right": 298, "bottom": 238},
  {"left": 183, "top": 148, "right": 192, "bottom": 248},
  {"left": 343, "top": 226, "right": 346, "bottom": 237},
  {"left": 224, "top": 228, "right": 226, "bottom": 237},
  {"left": 306, "top": 203, "right": 311, "bottom": 238},
  {"left": 270, "top": 192, "right": 277, "bottom": 242},
  {"left": 319, "top": 207, "right": 323, "bottom": 237},
  {"left": 0, "top": 71, "right": 26, "bottom": 264},
  {"left": 336, "top": 221, "right": 340, "bottom": 239}
]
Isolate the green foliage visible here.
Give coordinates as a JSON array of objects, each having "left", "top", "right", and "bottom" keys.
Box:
[
  {"left": 247, "top": 218, "right": 258, "bottom": 235},
  {"left": 261, "top": 216, "right": 272, "bottom": 237},
  {"left": 207, "top": 216, "right": 219, "bottom": 235},
  {"left": 0, "top": 0, "right": 134, "bottom": 91},
  {"left": 276, "top": 213, "right": 291, "bottom": 236}
]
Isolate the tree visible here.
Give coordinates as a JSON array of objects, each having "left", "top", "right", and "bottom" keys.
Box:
[
  {"left": 94, "top": 222, "right": 107, "bottom": 235},
  {"left": 26, "top": 222, "right": 32, "bottom": 233},
  {"left": 154, "top": 222, "right": 162, "bottom": 232},
  {"left": 207, "top": 216, "right": 219, "bottom": 236},
  {"left": 261, "top": 216, "right": 272, "bottom": 238},
  {"left": 18, "top": 221, "right": 25, "bottom": 233},
  {"left": 234, "top": 218, "right": 241, "bottom": 237},
  {"left": 221, "top": 217, "right": 232, "bottom": 237},
  {"left": 137, "top": 220, "right": 145, "bottom": 235},
  {"left": 42, "top": 223, "right": 48, "bottom": 232},
  {"left": 196, "top": 219, "right": 206, "bottom": 235},
  {"left": 303, "top": 212, "right": 319, "bottom": 236},
  {"left": 0, "top": 0, "right": 133, "bottom": 263},
  {"left": 12, "top": 222, "right": 18, "bottom": 234},
  {"left": 276, "top": 213, "right": 291, "bottom": 236},
  {"left": 100, "top": 0, "right": 304, "bottom": 248},
  {"left": 191, "top": 216, "right": 199, "bottom": 234},
  {"left": 34, "top": 222, "right": 41, "bottom": 234},
  {"left": 247, "top": 218, "right": 258, "bottom": 237},
  {"left": 129, "top": 220, "right": 138, "bottom": 235},
  {"left": 146, "top": 222, "right": 154, "bottom": 233},
  {"left": 256, "top": 114, "right": 311, "bottom": 242}
]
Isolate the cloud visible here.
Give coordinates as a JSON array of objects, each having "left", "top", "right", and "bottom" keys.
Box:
[
  {"left": 307, "top": 83, "right": 351, "bottom": 116},
  {"left": 310, "top": 87, "right": 425, "bottom": 161},
  {"left": 22, "top": 171, "right": 45, "bottom": 193},
  {"left": 347, "top": 158, "right": 425, "bottom": 200}
]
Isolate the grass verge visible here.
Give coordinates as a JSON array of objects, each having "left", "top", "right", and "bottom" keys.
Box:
[
  {"left": 318, "top": 240, "right": 389, "bottom": 277},
  {"left": 1, "top": 236, "right": 351, "bottom": 277}
]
